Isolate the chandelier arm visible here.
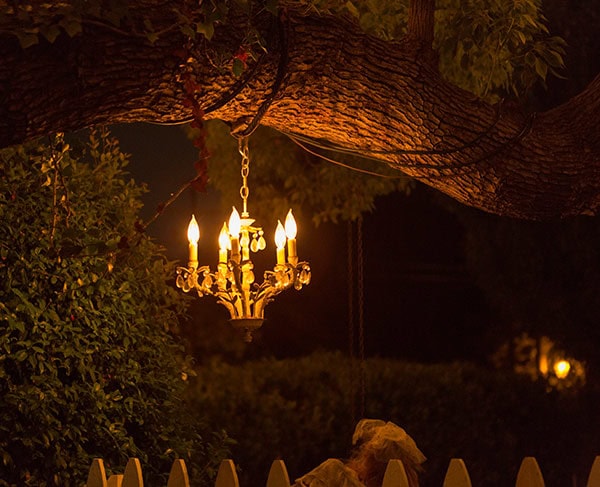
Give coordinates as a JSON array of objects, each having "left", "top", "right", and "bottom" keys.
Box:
[{"left": 215, "top": 295, "right": 239, "bottom": 318}]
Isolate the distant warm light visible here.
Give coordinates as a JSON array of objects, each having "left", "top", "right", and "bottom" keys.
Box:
[
  {"left": 284, "top": 209, "right": 297, "bottom": 239},
  {"left": 187, "top": 215, "right": 200, "bottom": 244},
  {"left": 554, "top": 359, "right": 571, "bottom": 379},
  {"left": 228, "top": 207, "right": 241, "bottom": 237}
]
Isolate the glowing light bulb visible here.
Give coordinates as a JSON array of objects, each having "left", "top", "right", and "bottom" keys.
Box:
[
  {"left": 187, "top": 215, "right": 200, "bottom": 244},
  {"left": 187, "top": 215, "right": 199, "bottom": 267},
  {"left": 219, "top": 222, "right": 229, "bottom": 263},
  {"left": 284, "top": 209, "right": 297, "bottom": 264},
  {"left": 554, "top": 359, "right": 571, "bottom": 379},
  {"left": 284, "top": 209, "right": 297, "bottom": 239},
  {"left": 228, "top": 207, "right": 241, "bottom": 263},
  {"left": 275, "top": 220, "right": 286, "bottom": 264},
  {"left": 229, "top": 207, "right": 241, "bottom": 237}
]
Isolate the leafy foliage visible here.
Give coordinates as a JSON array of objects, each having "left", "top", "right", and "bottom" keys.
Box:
[
  {"left": 1, "top": 0, "right": 274, "bottom": 49},
  {"left": 305, "top": 0, "right": 565, "bottom": 102},
  {"left": 4, "top": 0, "right": 565, "bottom": 102},
  {"left": 190, "top": 352, "right": 598, "bottom": 486},
  {"left": 0, "top": 131, "right": 230, "bottom": 486},
  {"left": 435, "top": 0, "right": 566, "bottom": 101},
  {"left": 201, "top": 121, "right": 412, "bottom": 225}
]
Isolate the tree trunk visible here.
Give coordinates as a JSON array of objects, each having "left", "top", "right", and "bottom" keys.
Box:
[{"left": 1, "top": 2, "right": 599, "bottom": 220}]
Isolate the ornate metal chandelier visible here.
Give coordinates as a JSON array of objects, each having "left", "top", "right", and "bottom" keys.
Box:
[{"left": 176, "top": 137, "right": 311, "bottom": 341}]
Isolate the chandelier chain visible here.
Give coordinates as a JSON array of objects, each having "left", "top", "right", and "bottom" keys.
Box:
[{"left": 238, "top": 137, "right": 250, "bottom": 217}]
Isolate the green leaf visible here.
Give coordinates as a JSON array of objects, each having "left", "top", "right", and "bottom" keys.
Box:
[
  {"left": 62, "top": 20, "right": 82, "bottom": 38},
  {"left": 534, "top": 56, "right": 548, "bottom": 80},
  {"left": 515, "top": 30, "right": 527, "bottom": 45},
  {"left": 15, "top": 32, "right": 39, "bottom": 49},
  {"left": 146, "top": 31, "right": 159, "bottom": 44},
  {"left": 180, "top": 23, "right": 195, "bottom": 38},
  {"left": 543, "top": 49, "right": 565, "bottom": 69},
  {"left": 232, "top": 58, "right": 245, "bottom": 77},
  {"left": 344, "top": 1, "right": 359, "bottom": 18},
  {"left": 14, "top": 350, "right": 28, "bottom": 362},
  {"left": 40, "top": 24, "right": 61, "bottom": 43},
  {"left": 265, "top": 0, "right": 279, "bottom": 15},
  {"left": 196, "top": 21, "right": 214, "bottom": 41}
]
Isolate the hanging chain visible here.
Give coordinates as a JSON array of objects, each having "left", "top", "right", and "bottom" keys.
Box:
[
  {"left": 238, "top": 137, "right": 250, "bottom": 217},
  {"left": 347, "top": 220, "right": 356, "bottom": 427},
  {"left": 357, "top": 216, "right": 366, "bottom": 419}
]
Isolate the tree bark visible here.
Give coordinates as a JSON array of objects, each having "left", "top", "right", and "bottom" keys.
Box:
[{"left": 1, "top": 3, "right": 599, "bottom": 220}]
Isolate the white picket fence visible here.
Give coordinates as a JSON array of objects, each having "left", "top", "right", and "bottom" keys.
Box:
[{"left": 86, "top": 455, "right": 600, "bottom": 487}]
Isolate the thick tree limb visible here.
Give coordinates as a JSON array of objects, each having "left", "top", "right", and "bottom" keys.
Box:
[{"left": 1, "top": 4, "right": 599, "bottom": 219}]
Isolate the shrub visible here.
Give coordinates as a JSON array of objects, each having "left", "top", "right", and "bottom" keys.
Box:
[
  {"left": 190, "top": 352, "right": 597, "bottom": 486},
  {"left": 0, "top": 131, "right": 229, "bottom": 486}
]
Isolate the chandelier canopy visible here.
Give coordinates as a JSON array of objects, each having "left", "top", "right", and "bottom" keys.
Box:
[{"left": 176, "top": 137, "right": 311, "bottom": 341}]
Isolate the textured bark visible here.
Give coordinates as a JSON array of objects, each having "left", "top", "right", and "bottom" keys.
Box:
[{"left": 1, "top": 3, "right": 600, "bottom": 220}]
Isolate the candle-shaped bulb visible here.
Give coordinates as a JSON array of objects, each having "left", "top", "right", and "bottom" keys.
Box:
[
  {"left": 218, "top": 222, "right": 229, "bottom": 263},
  {"left": 284, "top": 209, "right": 297, "bottom": 239},
  {"left": 228, "top": 207, "right": 241, "bottom": 263},
  {"left": 275, "top": 220, "right": 286, "bottom": 265},
  {"left": 229, "top": 207, "right": 241, "bottom": 237},
  {"left": 187, "top": 215, "right": 200, "bottom": 244},
  {"left": 187, "top": 215, "right": 199, "bottom": 267},
  {"left": 285, "top": 209, "right": 298, "bottom": 265},
  {"left": 275, "top": 221, "right": 286, "bottom": 249},
  {"left": 219, "top": 223, "right": 230, "bottom": 250}
]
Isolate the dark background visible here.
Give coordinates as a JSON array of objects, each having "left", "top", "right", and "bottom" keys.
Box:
[
  {"left": 108, "top": 0, "right": 600, "bottom": 365},
  {"left": 108, "top": 120, "right": 493, "bottom": 363}
]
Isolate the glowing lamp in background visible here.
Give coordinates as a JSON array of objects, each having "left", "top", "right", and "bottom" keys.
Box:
[{"left": 554, "top": 359, "right": 571, "bottom": 379}]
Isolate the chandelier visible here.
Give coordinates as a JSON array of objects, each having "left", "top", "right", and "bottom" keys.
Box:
[{"left": 176, "top": 137, "right": 311, "bottom": 342}]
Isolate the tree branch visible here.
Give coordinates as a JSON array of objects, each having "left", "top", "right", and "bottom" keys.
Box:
[
  {"left": 407, "top": 0, "right": 436, "bottom": 66},
  {"left": 408, "top": 0, "right": 435, "bottom": 45},
  {"left": 1, "top": 4, "right": 599, "bottom": 220}
]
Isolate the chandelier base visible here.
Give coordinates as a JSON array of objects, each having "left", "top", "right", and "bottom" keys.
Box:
[{"left": 230, "top": 318, "right": 265, "bottom": 343}]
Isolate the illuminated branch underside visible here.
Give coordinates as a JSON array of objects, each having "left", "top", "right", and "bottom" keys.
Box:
[{"left": 1, "top": 3, "right": 599, "bottom": 219}]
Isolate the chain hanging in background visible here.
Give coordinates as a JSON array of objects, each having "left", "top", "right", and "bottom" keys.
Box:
[
  {"left": 347, "top": 220, "right": 356, "bottom": 425},
  {"left": 348, "top": 216, "right": 366, "bottom": 425},
  {"left": 357, "top": 216, "right": 366, "bottom": 419}
]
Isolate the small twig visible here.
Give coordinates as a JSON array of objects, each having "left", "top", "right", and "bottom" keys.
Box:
[
  {"left": 49, "top": 133, "right": 67, "bottom": 245},
  {"left": 139, "top": 175, "right": 202, "bottom": 232}
]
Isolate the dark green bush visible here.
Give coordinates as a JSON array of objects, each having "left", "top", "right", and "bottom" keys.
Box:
[
  {"left": 190, "top": 352, "right": 598, "bottom": 486},
  {"left": 0, "top": 132, "right": 229, "bottom": 486}
]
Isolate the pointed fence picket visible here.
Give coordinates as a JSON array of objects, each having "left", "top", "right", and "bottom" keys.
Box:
[
  {"left": 86, "top": 455, "right": 600, "bottom": 487},
  {"left": 589, "top": 457, "right": 600, "bottom": 487},
  {"left": 381, "top": 459, "right": 410, "bottom": 487},
  {"left": 443, "top": 459, "right": 472, "bottom": 487}
]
